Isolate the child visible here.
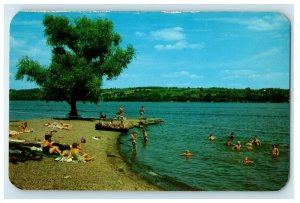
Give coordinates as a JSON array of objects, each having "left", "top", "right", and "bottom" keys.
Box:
[{"left": 67, "top": 142, "right": 94, "bottom": 162}]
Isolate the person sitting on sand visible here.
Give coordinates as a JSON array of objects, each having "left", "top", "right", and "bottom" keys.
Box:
[
  {"left": 272, "top": 144, "right": 279, "bottom": 157},
  {"left": 181, "top": 150, "right": 192, "bottom": 156},
  {"left": 251, "top": 136, "right": 261, "bottom": 146},
  {"left": 131, "top": 132, "right": 137, "bottom": 151},
  {"left": 42, "top": 134, "right": 64, "bottom": 156},
  {"left": 224, "top": 139, "right": 233, "bottom": 146},
  {"left": 208, "top": 133, "right": 216, "bottom": 141},
  {"left": 232, "top": 141, "right": 242, "bottom": 151},
  {"left": 67, "top": 142, "right": 94, "bottom": 162},
  {"left": 19, "top": 122, "right": 33, "bottom": 133},
  {"left": 142, "top": 130, "right": 148, "bottom": 142},
  {"left": 243, "top": 156, "right": 254, "bottom": 165}
]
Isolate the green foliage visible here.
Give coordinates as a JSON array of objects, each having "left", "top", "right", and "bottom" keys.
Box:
[
  {"left": 10, "top": 87, "right": 289, "bottom": 103},
  {"left": 15, "top": 15, "right": 135, "bottom": 118}
]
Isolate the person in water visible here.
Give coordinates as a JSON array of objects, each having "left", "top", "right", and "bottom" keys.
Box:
[
  {"left": 246, "top": 142, "right": 253, "bottom": 150},
  {"left": 251, "top": 136, "right": 261, "bottom": 146},
  {"left": 228, "top": 132, "right": 235, "bottom": 140},
  {"left": 208, "top": 133, "right": 216, "bottom": 141},
  {"left": 181, "top": 150, "right": 192, "bottom": 156},
  {"left": 142, "top": 130, "right": 148, "bottom": 142},
  {"left": 131, "top": 132, "right": 137, "bottom": 151},
  {"left": 224, "top": 138, "right": 233, "bottom": 146},
  {"left": 243, "top": 156, "right": 254, "bottom": 165},
  {"left": 272, "top": 144, "right": 280, "bottom": 157},
  {"left": 232, "top": 141, "right": 242, "bottom": 151}
]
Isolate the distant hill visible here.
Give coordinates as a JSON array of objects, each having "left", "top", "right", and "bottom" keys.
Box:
[{"left": 9, "top": 87, "right": 289, "bottom": 103}]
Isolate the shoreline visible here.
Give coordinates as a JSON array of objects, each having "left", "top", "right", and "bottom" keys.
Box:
[{"left": 8, "top": 118, "right": 162, "bottom": 191}]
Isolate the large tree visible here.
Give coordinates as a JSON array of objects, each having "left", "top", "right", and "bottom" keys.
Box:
[{"left": 16, "top": 15, "right": 135, "bottom": 118}]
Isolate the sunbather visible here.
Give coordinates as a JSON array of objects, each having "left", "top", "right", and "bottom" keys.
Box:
[{"left": 67, "top": 142, "right": 94, "bottom": 162}]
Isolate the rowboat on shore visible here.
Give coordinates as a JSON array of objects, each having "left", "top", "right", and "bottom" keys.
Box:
[{"left": 95, "top": 123, "right": 129, "bottom": 133}]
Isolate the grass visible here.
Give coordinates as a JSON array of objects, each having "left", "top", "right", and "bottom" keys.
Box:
[{"left": 8, "top": 118, "right": 161, "bottom": 191}]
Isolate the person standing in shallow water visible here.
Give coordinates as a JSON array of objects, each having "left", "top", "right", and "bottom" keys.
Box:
[
  {"left": 131, "top": 132, "right": 137, "bottom": 151},
  {"left": 142, "top": 130, "right": 148, "bottom": 142}
]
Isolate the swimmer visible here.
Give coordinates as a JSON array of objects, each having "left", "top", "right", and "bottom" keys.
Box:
[
  {"left": 232, "top": 141, "right": 242, "bottom": 151},
  {"left": 246, "top": 142, "right": 253, "bottom": 150},
  {"left": 272, "top": 144, "right": 279, "bottom": 157},
  {"left": 180, "top": 150, "right": 192, "bottom": 156},
  {"left": 208, "top": 133, "right": 216, "bottom": 141},
  {"left": 243, "top": 156, "right": 254, "bottom": 165}
]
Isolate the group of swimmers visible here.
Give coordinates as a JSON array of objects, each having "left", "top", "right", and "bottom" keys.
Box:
[
  {"left": 180, "top": 132, "right": 281, "bottom": 164},
  {"left": 208, "top": 132, "right": 280, "bottom": 165}
]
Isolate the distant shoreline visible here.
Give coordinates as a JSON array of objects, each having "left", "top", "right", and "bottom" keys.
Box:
[{"left": 9, "top": 87, "right": 289, "bottom": 103}]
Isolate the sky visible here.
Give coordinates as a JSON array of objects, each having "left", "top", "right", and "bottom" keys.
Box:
[{"left": 9, "top": 11, "right": 290, "bottom": 89}]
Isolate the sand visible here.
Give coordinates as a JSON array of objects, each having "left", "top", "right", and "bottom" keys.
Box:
[{"left": 8, "top": 118, "right": 162, "bottom": 191}]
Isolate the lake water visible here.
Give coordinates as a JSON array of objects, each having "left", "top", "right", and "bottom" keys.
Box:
[{"left": 9, "top": 101, "right": 290, "bottom": 191}]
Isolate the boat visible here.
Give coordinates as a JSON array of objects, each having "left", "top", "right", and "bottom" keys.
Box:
[{"left": 95, "top": 123, "right": 129, "bottom": 133}]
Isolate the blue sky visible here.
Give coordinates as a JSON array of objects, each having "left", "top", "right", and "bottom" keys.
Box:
[{"left": 9, "top": 11, "right": 290, "bottom": 89}]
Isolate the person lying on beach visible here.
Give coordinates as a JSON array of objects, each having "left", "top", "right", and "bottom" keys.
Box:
[
  {"left": 67, "top": 142, "right": 94, "bottom": 162},
  {"left": 19, "top": 122, "right": 34, "bottom": 133},
  {"left": 45, "top": 122, "right": 72, "bottom": 130},
  {"left": 272, "top": 144, "right": 279, "bottom": 157},
  {"left": 243, "top": 156, "right": 254, "bottom": 165},
  {"left": 232, "top": 141, "right": 242, "bottom": 151},
  {"left": 9, "top": 130, "right": 19, "bottom": 139},
  {"left": 180, "top": 150, "right": 192, "bottom": 156},
  {"left": 42, "top": 134, "right": 65, "bottom": 156},
  {"left": 208, "top": 133, "right": 216, "bottom": 141}
]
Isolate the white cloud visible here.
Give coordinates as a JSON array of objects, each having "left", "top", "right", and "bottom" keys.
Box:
[
  {"left": 221, "top": 69, "right": 288, "bottom": 81},
  {"left": 239, "top": 15, "right": 287, "bottom": 31},
  {"left": 206, "top": 14, "right": 288, "bottom": 32},
  {"left": 151, "top": 27, "right": 185, "bottom": 41},
  {"left": 162, "top": 71, "right": 202, "bottom": 79},
  {"left": 155, "top": 40, "right": 203, "bottom": 50},
  {"left": 134, "top": 31, "right": 145, "bottom": 37},
  {"left": 10, "top": 36, "right": 26, "bottom": 48}
]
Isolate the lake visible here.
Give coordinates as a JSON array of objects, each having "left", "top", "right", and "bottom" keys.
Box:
[{"left": 9, "top": 101, "right": 290, "bottom": 191}]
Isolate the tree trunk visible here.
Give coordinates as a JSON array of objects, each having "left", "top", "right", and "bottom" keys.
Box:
[{"left": 68, "top": 100, "right": 79, "bottom": 119}]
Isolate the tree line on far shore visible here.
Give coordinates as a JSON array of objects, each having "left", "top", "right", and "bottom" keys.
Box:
[{"left": 10, "top": 87, "right": 289, "bottom": 103}]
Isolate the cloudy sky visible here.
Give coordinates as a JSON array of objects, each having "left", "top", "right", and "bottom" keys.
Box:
[{"left": 9, "top": 11, "right": 290, "bottom": 89}]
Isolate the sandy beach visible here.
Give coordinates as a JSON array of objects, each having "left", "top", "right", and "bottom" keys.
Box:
[{"left": 8, "top": 118, "right": 162, "bottom": 191}]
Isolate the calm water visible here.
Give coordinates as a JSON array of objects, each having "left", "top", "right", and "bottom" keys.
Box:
[{"left": 9, "top": 101, "right": 290, "bottom": 191}]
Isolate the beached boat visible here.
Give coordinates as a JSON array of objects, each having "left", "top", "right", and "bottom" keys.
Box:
[{"left": 95, "top": 123, "right": 129, "bottom": 133}]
